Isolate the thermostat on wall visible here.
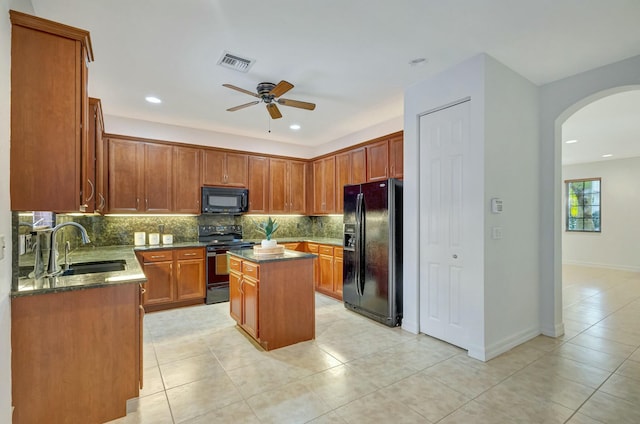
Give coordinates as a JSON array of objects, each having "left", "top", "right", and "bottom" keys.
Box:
[{"left": 491, "top": 198, "right": 503, "bottom": 214}]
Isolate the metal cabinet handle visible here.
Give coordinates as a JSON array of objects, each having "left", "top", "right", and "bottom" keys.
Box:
[
  {"left": 98, "top": 193, "right": 106, "bottom": 211},
  {"left": 183, "top": 253, "right": 197, "bottom": 256},
  {"left": 150, "top": 255, "right": 164, "bottom": 259},
  {"left": 239, "top": 277, "right": 244, "bottom": 294},
  {"left": 85, "top": 179, "right": 95, "bottom": 202}
]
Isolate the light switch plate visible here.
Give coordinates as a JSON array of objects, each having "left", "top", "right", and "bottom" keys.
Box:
[{"left": 491, "top": 227, "right": 503, "bottom": 240}]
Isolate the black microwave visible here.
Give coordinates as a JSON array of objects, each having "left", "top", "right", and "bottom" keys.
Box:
[{"left": 201, "top": 187, "right": 248, "bottom": 214}]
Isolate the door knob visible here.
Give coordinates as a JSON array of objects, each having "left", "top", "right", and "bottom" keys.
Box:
[{"left": 452, "top": 254, "right": 458, "bottom": 259}]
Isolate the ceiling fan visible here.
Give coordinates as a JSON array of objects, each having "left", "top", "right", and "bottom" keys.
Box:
[{"left": 223, "top": 80, "right": 316, "bottom": 119}]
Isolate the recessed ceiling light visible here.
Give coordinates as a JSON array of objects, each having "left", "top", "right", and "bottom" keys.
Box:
[
  {"left": 289, "top": 124, "right": 301, "bottom": 130},
  {"left": 145, "top": 96, "right": 162, "bottom": 104},
  {"left": 409, "top": 57, "right": 428, "bottom": 66},
  {"left": 565, "top": 139, "right": 578, "bottom": 144},
  {"left": 602, "top": 154, "right": 613, "bottom": 158}
]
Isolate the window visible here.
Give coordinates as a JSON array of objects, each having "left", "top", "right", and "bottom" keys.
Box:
[{"left": 565, "top": 178, "right": 601, "bottom": 232}]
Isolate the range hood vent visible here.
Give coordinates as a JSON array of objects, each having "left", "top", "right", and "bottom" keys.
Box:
[{"left": 217, "top": 51, "right": 255, "bottom": 73}]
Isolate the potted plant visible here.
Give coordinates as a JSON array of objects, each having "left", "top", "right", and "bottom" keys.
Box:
[{"left": 256, "top": 216, "right": 280, "bottom": 248}]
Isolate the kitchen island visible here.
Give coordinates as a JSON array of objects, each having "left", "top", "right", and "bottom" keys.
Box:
[{"left": 228, "top": 249, "right": 316, "bottom": 350}]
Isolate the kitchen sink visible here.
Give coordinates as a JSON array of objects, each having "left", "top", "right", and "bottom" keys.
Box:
[{"left": 60, "top": 259, "right": 127, "bottom": 276}]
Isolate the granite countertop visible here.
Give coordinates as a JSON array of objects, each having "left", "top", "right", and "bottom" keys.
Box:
[
  {"left": 12, "top": 246, "right": 147, "bottom": 298},
  {"left": 245, "top": 237, "right": 343, "bottom": 247},
  {"left": 228, "top": 248, "right": 316, "bottom": 263}
]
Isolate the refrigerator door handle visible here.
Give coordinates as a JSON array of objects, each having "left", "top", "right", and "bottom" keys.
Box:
[{"left": 355, "top": 192, "right": 365, "bottom": 296}]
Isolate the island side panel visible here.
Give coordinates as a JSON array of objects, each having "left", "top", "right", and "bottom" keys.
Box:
[
  {"left": 11, "top": 283, "right": 140, "bottom": 424},
  {"left": 258, "top": 257, "right": 315, "bottom": 350}
]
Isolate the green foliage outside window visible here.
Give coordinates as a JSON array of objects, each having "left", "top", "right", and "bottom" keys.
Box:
[{"left": 566, "top": 178, "right": 601, "bottom": 232}]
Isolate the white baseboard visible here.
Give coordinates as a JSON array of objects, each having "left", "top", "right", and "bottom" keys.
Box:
[
  {"left": 562, "top": 260, "right": 640, "bottom": 272},
  {"left": 401, "top": 319, "right": 419, "bottom": 334},
  {"left": 479, "top": 326, "right": 542, "bottom": 361}
]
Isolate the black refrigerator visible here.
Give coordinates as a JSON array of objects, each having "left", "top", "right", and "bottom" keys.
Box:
[{"left": 343, "top": 178, "right": 402, "bottom": 327}]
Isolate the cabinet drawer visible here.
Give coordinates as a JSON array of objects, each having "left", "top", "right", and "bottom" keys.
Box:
[
  {"left": 319, "top": 245, "right": 334, "bottom": 256},
  {"left": 176, "top": 248, "right": 204, "bottom": 260},
  {"left": 307, "top": 243, "right": 319, "bottom": 253},
  {"left": 229, "top": 257, "right": 242, "bottom": 272},
  {"left": 140, "top": 250, "right": 173, "bottom": 263},
  {"left": 334, "top": 247, "right": 343, "bottom": 258},
  {"left": 242, "top": 261, "right": 259, "bottom": 279}
]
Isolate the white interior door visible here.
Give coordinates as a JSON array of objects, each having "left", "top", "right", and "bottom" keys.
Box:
[{"left": 419, "top": 100, "right": 470, "bottom": 348}]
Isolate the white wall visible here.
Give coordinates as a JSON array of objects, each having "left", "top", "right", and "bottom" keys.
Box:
[
  {"left": 405, "top": 54, "right": 542, "bottom": 360},
  {"left": 483, "top": 56, "right": 540, "bottom": 358},
  {"left": 562, "top": 157, "right": 640, "bottom": 271},
  {"left": 539, "top": 54, "right": 640, "bottom": 337},
  {"left": 0, "top": 5, "right": 11, "bottom": 419}
]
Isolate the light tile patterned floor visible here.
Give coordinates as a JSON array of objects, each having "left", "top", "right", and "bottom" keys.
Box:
[{"left": 108, "top": 265, "right": 640, "bottom": 423}]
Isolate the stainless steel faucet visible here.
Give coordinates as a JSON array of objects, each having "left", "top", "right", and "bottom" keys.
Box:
[{"left": 47, "top": 222, "right": 91, "bottom": 276}]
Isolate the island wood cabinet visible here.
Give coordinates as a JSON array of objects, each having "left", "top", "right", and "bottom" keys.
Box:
[
  {"left": 269, "top": 158, "right": 307, "bottom": 214},
  {"left": 107, "top": 137, "right": 173, "bottom": 213},
  {"left": 312, "top": 156, "right": 336, "bottom": 214},
  {"left": 202, "top": 149, "right": 248, "bottom": 187},
  {"left": 11, "top": 283, "right": 142, "bottom": 424},
  {"left": 247, "top": 155, "right": 270, "bottom": 213},
  {"left": 137, "top": 247, "right": 205, "bottom": 311},
  {"left": 9, "top": 11, "right": 94, "bottom": 212},
  {"left": 335, "top": 147, "right": 366, "bottom": 212},
  {"left": 229, "top": 254, "right": 315, "bottom": 350}
]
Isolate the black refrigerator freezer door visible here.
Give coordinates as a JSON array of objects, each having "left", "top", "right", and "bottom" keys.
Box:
[
  {"left": 342, "top": 184, "right": 362, "bottom": 307},
  {"left": 359, "top": 181, "right": 391, "bottom": 320}
]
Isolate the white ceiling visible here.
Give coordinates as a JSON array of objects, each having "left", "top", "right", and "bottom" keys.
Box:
[{"left": 28, "top": 0, "right": 640, "bottom": 157}]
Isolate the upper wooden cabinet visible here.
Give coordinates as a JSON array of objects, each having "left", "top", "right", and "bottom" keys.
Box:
[
  {"left": 107, "top": 137, "right": 173, "bottom": 213},
  {"left": 313, "top": 157, "right": 336, "bottom": 214},
  {"left": 90, "top": 98, "right": 106, "bottom": 213},
  {"left": 9, "top": 11, "right": 94, "bottom": 212},
  {"left": 202, "top": 150, "right": 248, "bottom": 187},
  {"left": 366, "top": 140, "right": 390, "bottom": 182},
  {"left": 389, "top": 134, "right": 404, "bottom": 179},
  {"left": 335, "top": 147, "right": 366, "bottom": 212},
  {"left": 269, "top": 159, "right": 306, "bottom": 214},
  {"left": 247, "top": 155, "right": 270, "bottom": 213},
  {"left": 173, "top": 146, "right": 201, "bottom": 213}
]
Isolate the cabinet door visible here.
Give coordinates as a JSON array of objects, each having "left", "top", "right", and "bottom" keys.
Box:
[
  {"left": 313, "top": 157, "right": 336, "bottom": 214},
  {"left": 335, "top": 152, "right": 350, "bottom": 213},
  {"left": 176, "top": 258, "right": 205, "bottom": 300},
  {"left": 248, "top": 155, "right": 270, "bottom": 213},
  {"left": 173, "top": 146, "right": 201, "bottom": 213},
  {"left": 202, "top": 149, "right": 225, "bottom": 186},
  {"left": 144, "top": 143, "right": 173, "bottom": 213},
  {"left": 289, "top": 160, "right": 307, "bottom": 214},
  {"left": 242, "top": 276, "right": 259, "bottom": 339},
  {"left": 108, "top": 138, "right": 142, "bottom": 213},
  {"left": 318, "top": 251, "right": 334, "bottom": 293},
  {"left": 306, "top": 243, "right": 320, "bottom": 287},
  {"left": 92, "top": 99, "right": 107, "bottom": 213},
  {"left": 9, "top": 15, "right": 88, "bottom": 213},
  {"left": 351, "top": 148, "right": 367, "bottom": 184},
  {"left": 334, "top": 248, "right": 344, "bottom": 298},
  {"left": 82, "top": 98, "right": 99, "bottom": 213},
  {"left": 229, "top": 270, "right": 242, "bottom": 324},
  {"left": 142, "top": 261, "right": 174, "bottom": 306},
  {"left": 225, "top": 153, "right": 249, "bottom": 187},
  {"left": 366, "top": 140, "right": 389, "bottom": 182},
  {"left": 389, "top": 135, "right": 403, "bottom": 179},
  {"left": 269, "top": 158, "right": 288, "bottom": 213}
]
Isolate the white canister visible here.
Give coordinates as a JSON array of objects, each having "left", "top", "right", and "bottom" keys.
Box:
[
  {"left": 134, "top": 232, "right": 146, "bottom": 246},
  {"left": 162, "top": 234, "right": 173, "bottom": 245},
  {"left": 148, "top": 233, "right": 160, "bottom": 245}
]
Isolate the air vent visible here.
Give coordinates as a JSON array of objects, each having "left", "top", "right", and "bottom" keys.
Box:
[{"left": 217, "top": 51, "right": 255, "bottom": 73}]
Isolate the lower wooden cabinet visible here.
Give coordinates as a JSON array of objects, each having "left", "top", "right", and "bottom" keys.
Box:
[
  {"left": 315, "top": 245, "right": 344, "bottom": 300},
  {"left": 137, "top": 247, "right": 205, "bottom": 311},
  {"left": 11, "top": 283, "right": 142, "bottom": 424}
]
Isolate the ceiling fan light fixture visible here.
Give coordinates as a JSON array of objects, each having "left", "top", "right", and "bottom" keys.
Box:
[
  {"left": 289, "top": 124, "right": 301, "bottom": 130},
  {"left": 565, "top": 139, "right": 578, "bottom": 144},
  {"left": 145, "top": 96, "right": 162, "bottom": 104}
]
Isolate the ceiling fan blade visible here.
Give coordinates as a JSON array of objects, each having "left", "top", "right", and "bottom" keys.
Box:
[
  {"left": 277, "top": 98, "right": 316, "bottom": 111},
  {"left": 227, "top": 100, "right": 260, "bottom": 112},
  {"left": 266, "top": 103, "right": 283, "bottom": 119},
  {"left": 222, "top": 83, "right": 260, "bottom": 98},
  {"left": 269, "top": 80, "right": 294, "bottom": 98}
]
